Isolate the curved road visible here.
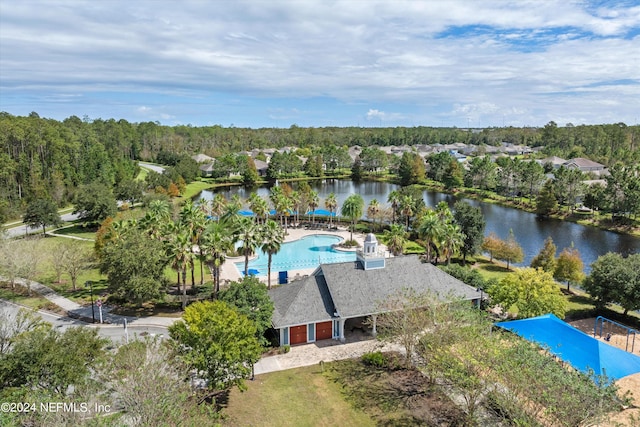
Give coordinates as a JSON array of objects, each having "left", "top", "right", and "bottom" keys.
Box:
[{"left": 0, "top": 300, "right": 168, "bottom": 345}]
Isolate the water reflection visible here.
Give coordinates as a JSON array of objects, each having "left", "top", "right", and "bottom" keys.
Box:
[{"left": 198, "top": 180, "right": 639, "bottom": 271}]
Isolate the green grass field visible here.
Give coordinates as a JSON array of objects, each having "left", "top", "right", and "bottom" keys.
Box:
[{"left": 223, "top": 364, "right": 374, "bottom": 427}]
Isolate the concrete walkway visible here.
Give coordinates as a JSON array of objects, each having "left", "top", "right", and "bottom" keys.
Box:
[
  {"left": 253, "top": 334, "right": 403, "bottom": 375},
  {"left": 5, "top": 277, "right": 177, "bottom": 328}
]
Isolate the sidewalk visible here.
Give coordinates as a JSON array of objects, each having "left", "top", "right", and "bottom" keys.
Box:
[
  {"left": 6, "top": 277, "right": 178, "bottom": 328},
  {"left": 253, "top": 335, "right": 403, "bottom": 375}
]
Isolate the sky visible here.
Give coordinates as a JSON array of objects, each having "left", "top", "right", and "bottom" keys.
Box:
[{"left": 1, "top": 0, "right": 639, "bottom": 128}]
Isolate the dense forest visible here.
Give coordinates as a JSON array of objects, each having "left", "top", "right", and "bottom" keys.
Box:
[{"left": 1, "top": 111, "right": 638, "bottom": 221}]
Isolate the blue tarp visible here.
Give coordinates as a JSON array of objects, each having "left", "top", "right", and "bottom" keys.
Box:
[
  {"left": 495, "top": 314, "right": 640, "bottom": 380},
  {"left": 239, "top": 210, "right": 255, "bottom": 217}
]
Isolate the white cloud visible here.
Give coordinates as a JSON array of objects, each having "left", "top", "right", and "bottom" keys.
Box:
[{"left": 1, "top": 0, "right": 638, "bottom": 126}]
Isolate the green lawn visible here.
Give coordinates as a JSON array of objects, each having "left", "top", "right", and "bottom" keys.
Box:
[
  {"left": 473, "top": 256, "right": 514, "bottom": 282},
  {"left": 177, "top": 180, "right": 215, "bottom": 201},
  {"left": 49, "top": 224, "right": 97, "bottom": 240},
  {"left": 223, "top": 356, "right": 465, "bottom": 426},
  {"left": 0, "top": 282, "right": 60, "bottom": 312},
  {"left": 223, "top": 364, "right": 374, "bottom": 427}
]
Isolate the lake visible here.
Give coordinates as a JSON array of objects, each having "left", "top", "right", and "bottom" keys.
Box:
[{"left": 198, "top": 180, "right": 639, "bottom": 272}]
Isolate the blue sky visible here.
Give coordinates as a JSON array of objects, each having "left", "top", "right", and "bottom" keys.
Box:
[{"left": 1, "top": 0, "right": 639, "bottom": 128}]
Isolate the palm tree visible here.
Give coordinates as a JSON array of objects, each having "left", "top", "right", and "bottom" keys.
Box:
[
  {"left": 289, "top": 190, "right": 301, "bottom": 226},
  {"left": 384, "top": 224, "right": 406, "bottom": 256},
  {"left": 221, "top": 194, "right": 242, "bottom": 225},
  {"left": 235, "top": 217, "right": 263, "bottom": 276},
  {"left": 416, "top": 209, "right": 441, "bottom": 263},
  {"left": 261, "top": 219, "right": 285, "bottom": 289},
  {"left": 438, "top": 222, "right": 464, "bottom": 265},
  {"left": 248, "top": 192, "right": 261, "bottom": 224},
  {"left": 272, "top": 194, "right": 293, "bottom": 232},
  {"left": 164, "top": 222, "right": 193, "bottom": 309},
  {"left": 367, "top": 199, "right": 380, "bottom": 231},
  {"left": 325, "top": 192, "right": 338, "bottom": 228},
  {"left": 140, "top": 199, "right": 171, "bottom": 238},
  {"left": 210, "top": 193, "right": 227, "bottom": 222},
  {"left": 341, "top": 194, "right": 364, "bottom": 242},
  {"left": 200, "top": 220, "right": 234, "bottom": 298},
  {"left": 180, "top": 199, "right": 208, "bottom": 288},
  {"left": 387, "top": 190, "right": 401, "bottom": 224},
  {"left": 249, "top": 193, "right": 269, "bottom": 225},
  {"left": 308, "top": 190, "right": 319, "bottom": 224},
  {"left": 399, "top": 195, "right": 415, "bottom": 231}
]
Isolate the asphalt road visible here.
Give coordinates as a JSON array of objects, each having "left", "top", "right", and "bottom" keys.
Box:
[
  {"left": 0, "top": 300, "right": 168, "bottom": 345},
  {"left": 4, "top": 211, "right": 79, "bottom": 238}
]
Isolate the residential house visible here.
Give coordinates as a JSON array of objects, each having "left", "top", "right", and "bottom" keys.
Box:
[
  {"left": 199, "top": 163, "right": 215, "bottom": 177},
  {"left": 537, "top": 156, "right": 567, "bottom": 169},
  {"left": 563, "top": 158, "right": 607, "bottom": 175},
  {"left": 268, "top": 234, "right": 480, "bottom": 346},
  {"left": 192, "top": 153, "right": 214, "bottom": 163},
  {"left": 254, "top": 159, "right": 269, "bottom": 177}
]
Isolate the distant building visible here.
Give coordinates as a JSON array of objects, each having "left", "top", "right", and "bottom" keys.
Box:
[
  {"left": 563, "top": 157, "right": 607, "bottom": 174},
  {"left": 537, "top": 156, "right": 567, "bottom": 169},
  {"left": 192, "top": 153, "right": 214, "bottom": 163}
]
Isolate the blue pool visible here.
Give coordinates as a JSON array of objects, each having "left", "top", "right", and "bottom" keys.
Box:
[{"left": 235, "top": 234, "right": 356, "bottom": 276}]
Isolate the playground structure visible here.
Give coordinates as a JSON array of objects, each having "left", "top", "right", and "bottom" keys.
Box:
[{"left": 594, "top": 316, "right": 637, "bottom": 353}]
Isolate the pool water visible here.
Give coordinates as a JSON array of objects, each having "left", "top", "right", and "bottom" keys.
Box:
[{"left": 235, "top": 234, "right": 356, "bottom": 276}]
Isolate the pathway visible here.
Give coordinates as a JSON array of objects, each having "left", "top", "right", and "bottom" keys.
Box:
[
  {"left": 254, "top": 334, "right": 403, "bottom": 375},
  {"left": 4, "top": 277, "right": 177, "bottom": 328}
]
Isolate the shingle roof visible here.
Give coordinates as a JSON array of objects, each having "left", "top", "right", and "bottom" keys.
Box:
[
  {"left": 321, "top": 256, "right": 478, "bottom": 318},
  {"left": 564, "top": 157, "right": 605, "bottom": 169},
  {"left": 268, "top": 255, "right": 479, "bottom": 327},
  {"left": 192, "top": 153, "right": 214, "bottom": 163},
  {"left": 269, "top": 273, "right": 336, "bottom": 328}
]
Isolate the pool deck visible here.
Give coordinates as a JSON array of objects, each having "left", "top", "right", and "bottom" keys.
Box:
[{"left": 219, "top": 225, "right": 386, "bottom": 286}]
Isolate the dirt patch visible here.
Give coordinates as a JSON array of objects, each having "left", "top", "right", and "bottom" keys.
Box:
[
  {"left": 569, "top": 318, "right": 640, "bottom": 426},
  {"left": 569, "top": 317, "right": 640, "bottom": 356},
  {"left": 328, "top": 354, "right": 466, "bottom": 426}
]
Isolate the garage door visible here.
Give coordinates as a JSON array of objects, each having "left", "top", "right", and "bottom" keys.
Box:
[
  {"left": 289, "top": 325, "right": 307, "bottom": 345},
  {"left": 315, "top": 321, "right": 333, "bottom": 341}
]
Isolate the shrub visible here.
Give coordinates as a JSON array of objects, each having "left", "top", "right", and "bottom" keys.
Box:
[
  {"left": 280, "top": 345, "right": 290, "bottom": 354},
  {"left": 361, "top": 351, "right": 385, "bottom": 367}
]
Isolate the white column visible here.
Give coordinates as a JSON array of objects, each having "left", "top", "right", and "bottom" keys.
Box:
[
  {"left": 372, "top": 315, "right": 377, "bottom": 337},
  {"left": 339, "top": 319, "right": 345, "bottom": 343}
]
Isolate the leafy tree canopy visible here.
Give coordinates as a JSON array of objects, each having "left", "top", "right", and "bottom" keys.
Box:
[
  {"left": 488, "top": 267, "right": 567, "bottom": 319},
  {"left": 99, "top": 227, "right": 168, "bottom": 305},
  {"left": 22, "top": 198, "right": 61, "bottom": 234},
  {"left": 583, "top": 253, "right": 640, "bottom": 314},
  {"left": 169, "top": 300, "right": 262, "bottom": 391},
  {"left": 219, "top": 275, "right": 274, "bottom": 346}
]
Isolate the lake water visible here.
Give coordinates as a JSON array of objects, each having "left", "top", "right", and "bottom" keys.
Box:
[{"left": 198, "top": 180, "right": 639, "bottom": 272}]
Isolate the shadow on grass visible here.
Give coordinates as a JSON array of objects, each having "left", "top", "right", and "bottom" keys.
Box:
[{"left": 478, "top": 263, "right": 511, "bottom": 273}]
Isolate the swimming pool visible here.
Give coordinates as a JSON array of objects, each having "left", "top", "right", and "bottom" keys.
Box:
[{"left": 235, "top": 234, "right": 356, "bottom": 276}]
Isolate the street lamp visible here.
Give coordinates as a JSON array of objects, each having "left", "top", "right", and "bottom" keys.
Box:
[{"left": 85, "top": 280, "right": 96, "bottom": 323}]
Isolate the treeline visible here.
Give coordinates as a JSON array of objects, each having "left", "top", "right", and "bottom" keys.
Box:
[{"left": 1, "top": 111, "right": 638, "bottom": 220}]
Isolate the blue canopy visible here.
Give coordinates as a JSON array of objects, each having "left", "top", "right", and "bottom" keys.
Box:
[
  {"left": 307, "top": 209, "right": 336, "bottom": 217},
  {"left": 495, "top": 314, "right": 640, "bottom": 380},
  {"left": 269, "top": 209, "right": 296, "bottom": 216},
  {"left": 239, "top": 210, "right": 255, "bottom": 217}
]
